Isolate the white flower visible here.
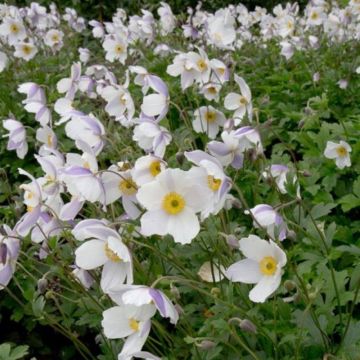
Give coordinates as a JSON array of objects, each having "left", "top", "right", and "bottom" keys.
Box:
[
  {"left": 14, "top": 42, "right": 38, "bottom": 61},
  {"left": 44, "top": 29, "right": 64, "bottom": 49},
  {"left": 324, "top": 141, "right": 352, "bottom": 169},
  {"left": 0, "top": 51, "right": 8, "bottom": 72},
  {"left": 224, "top": 75, "right": 252, "bottom": 125},
  {"left": 74, "top": 221, "right": 133, "bottom": 292},
  {"left": 103, "top": 35, "right": 128, "bottom": 64},
  {"left": 136, "top": 168, "right": 208, "bottom": 244},
  {"left": 226, "top": 235, "right": 287, "bottom": 303},
  {"left": 192, "top": 106, "right": 225, "bottom": 139},
  {"left": 132, "top": 155, "right": 166, "bottom": 186},
  {"left": 0, "top": 18, "right": 26, "bottom": 45}
]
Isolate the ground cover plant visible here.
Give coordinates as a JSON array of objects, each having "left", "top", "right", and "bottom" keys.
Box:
[{"left": 0, "top": 1, "right": 360, "bottom": 359}]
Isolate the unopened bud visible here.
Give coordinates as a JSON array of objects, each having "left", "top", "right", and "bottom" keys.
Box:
[
  {"left": 302, "top": 170, "right": 311, "bottom": 177},
  {"left": 239, "top": 319, "right": 257, "bottom": 334},
  {"left": 37, "top": 278, "right": 49, "bottom": 294},
  {"left": 298, "top": 119, "right": 305, "bottom": 129},
  {"left": 176, "top": 152, "right": 185, "bottom": 165},
  {"left": 210, "top": 287, "right": 221, "bottom": 297},
  {"left": 196, "top": 340, "right": 216, "bottom": 350},
  {"left": 308, "top": 291, "right": 317, "bottom": 301},
  {"left": 284, "top": 280, "right": 297, "bottom": 292},
  {"left": 287, "top": 230, "right": 296, "bottom": 240},
  {"left": 225, "top": 234, "right": 239, "bottom": 249}
]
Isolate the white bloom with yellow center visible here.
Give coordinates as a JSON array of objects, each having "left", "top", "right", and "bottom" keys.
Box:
[
  {"left": 132, "top": 155, "right": 166, "bottom": 186},
  {"left": 102, "top": 35, "right": 128, "bottom": 64},
  {"left": 74, "top": 222, "right": 133, "bottom": 292},
  {"left": 137, "top": 168, "right": 208, "bottom": 244},
  {"left": 44, "top": 29, "right": 64, "bottom": 49},
  {"left": 226, "top": 235, "right": 287, "bottom": 303},
  {"left": 324, "top": 141, "right": 351, "bottom": 169},
  {"left": 14, "top": 42, "right": 38, "bottom": 61},
  {"left": 192, "top": 106, "right": 226, "bottom": 139}
]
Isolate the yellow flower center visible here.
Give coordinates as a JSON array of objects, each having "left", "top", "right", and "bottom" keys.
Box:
[
  {"left": 51, "top": 34, "right": 60, "bottom": 42},
  {"left": 162, "top": 192, "right": 185, "bottom": 215},
  {"left": 311, "top": 11, "right": 319, "bottom": 20},
  {"left": 149, "top": 161, "right": 161, "bottom": 177},
  {"left": 83, "top": 161, "right": 91, "bottom": 169},
  {"left": 259, "top": 256, "right": 277, "bottom": 276},
  {"left": 22, "top": 45, "right": 32, "bottom": 55},
  {"left": 336, "top": 146, "right": 347, "bottom": 157},
  {"left": 119, "top": 178, "right": 137, "bottom": 196},
  {"left": 47, "top": 134, "right": 53, "bottom": 147},
  {"left": 104, "top": 243, "right": 121, "bottom": 262},
  {"left": 239, "top": 96, "right": 248, "bottom": 105},
  {"left": 205, "top": 111, "right": 216, "bottom": 123},
  {"left": 218, "top": 68, "right": 225, "bottom": 75},
  {"left": 26, "top": 192, "right": 34, "bottom": 199},
  {"left": 287, "top": 20, "right": 294, "bottom": 29},
  {"left": 129, "top": 318, "right": 140, "bottom": 332},
  {"left": 27, "top": 205, "right": 34, "bottom": 212},
  {"left": 207, "top": 87, "right": 217, "bottom": 95},
  {"left": 115, "top": 44, "right": 123, "bottom": 54},
  {"left": 197, "top": 59, "right": 208, "bottom": 72},
  {"left": 207, "top": 176, "right": 221, "bottom": 191},
  {"left": 10, "top": 23, "right": 19, "bottom": 33}
]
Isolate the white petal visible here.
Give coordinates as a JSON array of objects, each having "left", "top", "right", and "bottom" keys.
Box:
[
  {"left": 140, "top": 210, "right": 169, "bottom": 237},
  {"left": 167, "top": 207, "right": 200, "bottom": 244},
  {"left": 249, "top": 274, "right": 281, "bottom": 303},
  {"left": 239, "top": 235, "right": 272, "bottom": 261},
  {"left": 226, "top": 259, "right": 262, "bottom": 284},
  {"left": 224, "top": 93, "right": 241, "bottom": 110},
  {"left": 75, "top": 239, "right": 107, "bottom": 270},
  {"left": 141, "top": 94, "right": 166, "bottom": 117}
]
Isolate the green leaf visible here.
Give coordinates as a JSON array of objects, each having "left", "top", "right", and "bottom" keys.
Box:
[
  {"left": 338, "top": 194, "right": 360, "bottom": 212},
  {"left": 310, "top": 203, "right": 337, "bottom": 220}
]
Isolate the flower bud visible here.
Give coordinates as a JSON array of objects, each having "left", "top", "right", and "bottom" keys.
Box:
[
  {"left": 239, "top": 319, "right": 257, "bottom": 334},
  {"left": 196, "top": 340, "right": 216, "bottom": 350},
  {"left": 37, "top": 278, "right": 49, "bottom": 294},
  {"left": 170, "top": 285, "right": 181, "bottom": 300},
  {"left": 0, "top": 243, "right": 7, "bottom": 264},
  {"left": 210, "top": 287, "right": 221, "bottom": 297},
  {"left": 225, "top": 234, "right": 239, "bottom": 249},
  {"left": 284, "top": 280, "right": 297, "bottom": 292},
  {"left": 176, "top": 151, "right": 185, "bottom": 165}
]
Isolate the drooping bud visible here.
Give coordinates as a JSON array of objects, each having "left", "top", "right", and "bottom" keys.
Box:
[
  {"left": 196, "top": 340, "right": 216, "bottom": 350},
  {"left": 239, "top": 319, "right": 257, "bottom": 334},
  {"left": 37, "top": 278, "right": 49, "bottom": 294},
  {"left": 176, "top": 151, "right": 185, "bottom": 165},
  {"left": 284, "top": 280, "right": 297, "bottom": 292}
]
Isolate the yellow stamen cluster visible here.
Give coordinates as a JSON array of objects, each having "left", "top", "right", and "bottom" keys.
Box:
[
  {"left": 197, "top": 59, "right": 208, "bottom": 72},
  {"left": 162, "top": 192, "right": 185, "bottom": 215},
  {"left": 22, "top": 45, "right": 32, "bottom": 55},
  {"left": 149, "top": 161, "right": 162, "bottom": 177},
  {"left": 205, "top": 111, "right": 216, "bottom": 123},
  {"left": 336, "top": 146, "right": 347, "bottom": 157},
  {"left": 10, "top": 23, "right": 19, "bottom": 34},
  {"left": 104, "top": 243, "right": 121, "bottom": 262},
  {"left": 239, "top": 96, "right": 248, "bottom": 105},
  {"left": 128, "top": 318, "right": 140, "bottom": 332},
  {"left": 115, "top": 44, "right": 123, "bottom": 54},
  {"left": 119, "top": 178, "right": 137, "bottom": 196},
  {"left": 207, "top": 176, "right": 222, "bottom": 191},
  {"left": 259, "top": 256, "right": 277, "bottom": 276}
]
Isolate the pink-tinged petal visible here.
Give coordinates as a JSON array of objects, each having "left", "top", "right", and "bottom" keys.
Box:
[
  {"left": 59, "top": 198, "right": 84, "bottom": 221},
  {"left": 75, "top": 239, "right": 107, "bottom": 270},
  {"left": 208, "top": 141, "right": 231, "bottom": 157},
  {"left": 226, "top": 259, "right": 262, "bottom": 284},
  {"left": 249, "top": 274, "right": 281, "bottom": 303}
]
